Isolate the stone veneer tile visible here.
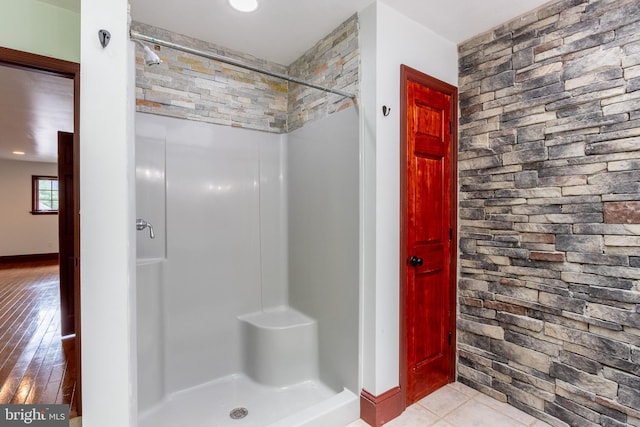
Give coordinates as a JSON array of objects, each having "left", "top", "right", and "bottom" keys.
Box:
[
  {"left": 132, "top": 14, "right": 358, "bottom": 134},
  {"left": 604, "top": 201, "right": 640, "bottom": 224},
  {"left": 457, "top": 0, "right": 640, "bottom": 426}
]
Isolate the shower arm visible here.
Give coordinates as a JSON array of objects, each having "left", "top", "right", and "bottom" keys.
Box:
[{"left": 129, "top": 30, "right": 357, "bottom": 100}]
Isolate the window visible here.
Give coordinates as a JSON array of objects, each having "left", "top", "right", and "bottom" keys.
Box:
[{"left": 32, "top": 176, "right": 59, "bottom": 214}]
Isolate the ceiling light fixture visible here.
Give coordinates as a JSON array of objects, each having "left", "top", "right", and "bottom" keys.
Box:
[
  {"left": 229, "top": 0, "right": 258, "bottom": 12},
  {"left": 12, "top": 151, "right": 25, "bottom": 155}
]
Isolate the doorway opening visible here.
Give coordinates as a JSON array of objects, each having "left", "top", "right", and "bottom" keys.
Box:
[{"left": 0, "top": 47, "right": 81, "bottom": 415}]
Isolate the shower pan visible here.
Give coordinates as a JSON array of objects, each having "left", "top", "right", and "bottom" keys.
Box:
[{"left": 135, "top": 106, "right": 360, "bottom": 427}]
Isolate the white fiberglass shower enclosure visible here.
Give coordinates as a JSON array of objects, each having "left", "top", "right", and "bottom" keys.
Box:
[{"left": 135, "top": 106, "right": 360, "bottom": 427}]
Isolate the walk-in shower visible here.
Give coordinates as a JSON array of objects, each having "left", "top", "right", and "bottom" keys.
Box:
[{"left": 134, "top": 30, "right": 361, "bottom": 422}]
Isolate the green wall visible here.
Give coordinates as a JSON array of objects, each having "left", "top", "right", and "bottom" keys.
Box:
[{"left": 0, "top": 0, "right": 80, "bottom": 63}]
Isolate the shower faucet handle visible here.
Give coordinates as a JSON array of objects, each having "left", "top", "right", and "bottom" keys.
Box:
[{"left": 136, "top": 218, "right": 156, "bottom": 239}]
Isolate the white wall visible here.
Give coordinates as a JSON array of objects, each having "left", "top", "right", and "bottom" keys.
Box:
[
  {"left": 162, "top": 115, "right": 285, "bottom": 391},
  {"left": 135, "top": 121, "right": 166, "bottom": 261},
  {"left": 135, "top": 260, "right": 164, "bottom": 412},
  {"left": 134, "top": 114, "right": 167, "bottom": 412},
  {"left": 288, "top": 107, "right": 360, "bottom": 394},
  {"left": 0, "top": 159, "right": 58, "bottom": 257},
  {"left": 80, "top": 0, "right": 137, "bottom": 425},
  {"left": 134, "top": 112, "right": 287, "bottom": 401},
  {"left": 0, "top": 0, "right": 80, "bottom": 63},
  {"left": 135, "top": 108, "right": 360, "bottom": 411},
  {"left": 359, "top": 1, "right": 458, "bottom": 395}
]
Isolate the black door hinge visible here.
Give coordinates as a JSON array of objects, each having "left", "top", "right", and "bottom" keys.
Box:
[
  {"left": 448, "top": 332, "right": 452, "bottom": 345},
  {"left": 449, "top": 121, "right": 453, "bottom": 134},
  {"left": 449, "top": 228, "right": 453, "bottom": 241}
]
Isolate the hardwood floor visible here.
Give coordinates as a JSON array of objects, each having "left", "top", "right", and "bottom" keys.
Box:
[{"left": 0, "top": 261, "right": 77, "bottom": 415}]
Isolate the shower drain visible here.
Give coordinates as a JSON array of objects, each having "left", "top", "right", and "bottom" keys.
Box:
[{"left": 229, "top": 407, "right": 249, "bottom": 420}]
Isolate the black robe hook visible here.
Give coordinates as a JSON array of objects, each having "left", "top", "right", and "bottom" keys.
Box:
[{"left": 99, "top": 29, "right": 111, "bottom": 48}]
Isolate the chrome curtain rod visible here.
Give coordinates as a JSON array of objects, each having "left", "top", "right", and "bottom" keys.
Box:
[{"left": 130, "top": 30, "right": 356, "bottom": 100}]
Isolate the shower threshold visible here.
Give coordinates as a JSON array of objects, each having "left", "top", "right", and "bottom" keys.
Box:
[{"left": 138, "top": 373, "right": 356, "bottom": 427}]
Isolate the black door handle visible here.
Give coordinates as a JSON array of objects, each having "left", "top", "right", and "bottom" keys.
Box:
[{"left": 409, "top": 256, "right": 423, "bottom": 267}]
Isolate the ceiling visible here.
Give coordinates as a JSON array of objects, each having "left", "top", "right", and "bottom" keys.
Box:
[
  {"left": 3, "top": 0, "right": 553, "bottom": 164},
  {"left": 129, "top": 0, "right": 553, "bottom": 65},
  {"left": 383, "top": 0, "right": 553, "bottom": 46},
  {"left": 0, "top": 65, "right": 73, "bottom": 163}
]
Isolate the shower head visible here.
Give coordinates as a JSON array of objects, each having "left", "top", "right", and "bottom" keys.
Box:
[
  {"left": 134, "top": 40, "right": 161, "bottom": 66},
  {"left": 143, "top": 46, "right": 161, "bottom": 66}
]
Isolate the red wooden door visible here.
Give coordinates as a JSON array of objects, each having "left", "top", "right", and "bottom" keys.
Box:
[
  {"left": 401, "top": 66, "right": 457, "bottom": 404},
  {"left": 58, "top": 131, "right": 75, "bottom": 336}
]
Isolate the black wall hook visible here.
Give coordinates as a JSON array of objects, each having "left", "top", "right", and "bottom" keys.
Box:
[
  {"left": 382, "top": 105, "right": 391, "bottom": 116},
  {"left": 98, "top": 29, "right": 111, "bottom": 48}
]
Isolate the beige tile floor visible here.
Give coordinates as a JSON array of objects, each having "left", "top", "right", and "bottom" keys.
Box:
[{"left": 345, "top": 382, "right": 552, "bottom": 427}]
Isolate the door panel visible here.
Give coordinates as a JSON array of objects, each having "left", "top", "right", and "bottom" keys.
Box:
[
  {"left": 413, "top": 269, "right": 448, "bottom": 372},
  {"left": 401, "top": 66, "right": 457, "bottom": 405},
  {"left": 415, "top": 156, "right": 444, "bottom": 242},
  {"left": 58, "top": 131, "right": 75, "bottom": 336}
]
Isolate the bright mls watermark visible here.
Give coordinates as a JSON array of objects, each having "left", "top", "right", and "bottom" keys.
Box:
[{"left": 0, "top": 405, "right": 68, "bottom": 426}]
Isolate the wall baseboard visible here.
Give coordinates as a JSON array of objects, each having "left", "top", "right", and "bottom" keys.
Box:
[
  {"left": 360, "top": 387, "right": 404, "bottom": 427},
  {"left": 0, "top": 253, "right": 58, "bottom": 266}
]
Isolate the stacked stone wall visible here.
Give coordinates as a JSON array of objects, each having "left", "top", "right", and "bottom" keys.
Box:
[
  {"left": 287, "top": 15, "right": 358, "bottom": 131},
  {"left": 457, "top": 0, "right": 640, "bottom": 426},
  {"left": 132, "top": 15, "right": 358, "bottom": 133}
]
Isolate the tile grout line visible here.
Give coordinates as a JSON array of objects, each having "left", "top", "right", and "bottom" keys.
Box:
[
  {"left": 414, "top": 386, "right": 475, "bottom": 427},
  {"left": 467, "top": 395, "right": 534, "bottom": 427}
]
